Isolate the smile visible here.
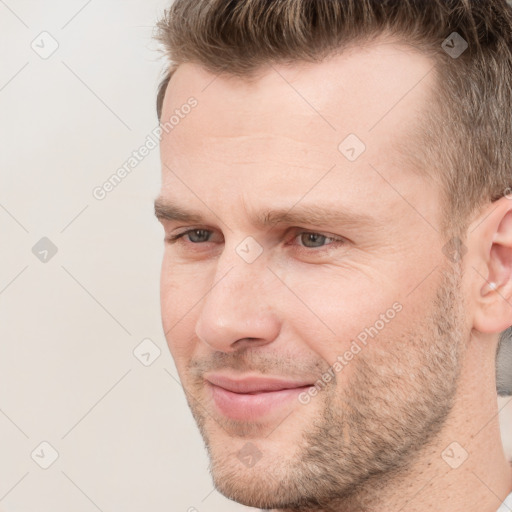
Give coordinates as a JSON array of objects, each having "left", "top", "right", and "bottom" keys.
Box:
[{"left": 204, "top": 374, "right": 313, "bottom": 421}]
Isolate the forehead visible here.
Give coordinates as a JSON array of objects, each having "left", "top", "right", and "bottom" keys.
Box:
[
  {"left": 162, "top": 38, "right": 436, "bottom": 135},
  {"left": 159, "top": 38, "right": 438, "bottom": 222}
]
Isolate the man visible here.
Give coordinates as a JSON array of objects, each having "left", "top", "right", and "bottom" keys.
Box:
[{"left": 153, "top": 1, "right": 512, "bottom": 510}]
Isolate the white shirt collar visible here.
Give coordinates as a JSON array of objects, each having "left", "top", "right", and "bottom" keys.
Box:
[{"left": 497, "top": 491, "right": 512, "bottom": 512}]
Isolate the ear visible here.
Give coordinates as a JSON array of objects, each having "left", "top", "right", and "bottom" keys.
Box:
[{"left": 471, "top": 196, "right": 512, "bottom": 334}]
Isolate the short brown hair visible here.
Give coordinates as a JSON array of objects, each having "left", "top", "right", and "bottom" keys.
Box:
[{"left": 155, "top": 0, "right": 512, "bottom": 239}]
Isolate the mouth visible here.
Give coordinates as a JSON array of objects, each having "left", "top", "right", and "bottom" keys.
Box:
[{"left": 204, "top": 373, "right": 314, "bottom": 421}]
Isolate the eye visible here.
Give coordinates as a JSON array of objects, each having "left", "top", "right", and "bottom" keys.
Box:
[
  {"left": 290, "top": 230, "right": 345, "bottom": 251},
  {"left": 296, "top": 232, "right": 334, "bottom": 248},
  {"left": 166, "top": 228, "right": 214, "bottom": 244}
]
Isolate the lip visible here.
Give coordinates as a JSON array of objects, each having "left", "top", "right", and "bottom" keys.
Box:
[{"left": 205, "top": 373, "right": 313, "bottom": 421}]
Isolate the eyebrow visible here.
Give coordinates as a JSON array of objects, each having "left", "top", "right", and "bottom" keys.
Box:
[{"left": 154, "top": 198, "right": 379, "bottom": 231}]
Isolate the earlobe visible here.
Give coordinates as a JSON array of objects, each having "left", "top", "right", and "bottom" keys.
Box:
[{"left": 480, "top": 281, "right": 498, "bottom": 296}]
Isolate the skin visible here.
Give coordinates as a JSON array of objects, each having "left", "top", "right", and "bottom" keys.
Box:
[{"left": 156, "top": 36, "right": 512, "bottom": 511}]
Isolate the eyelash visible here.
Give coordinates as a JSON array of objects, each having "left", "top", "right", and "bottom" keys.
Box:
[{"left": 165, "top": 228, "right": 345, "bottom": 253}]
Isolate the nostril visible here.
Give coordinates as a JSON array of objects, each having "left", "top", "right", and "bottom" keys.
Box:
[{"left": 232, "top": 338, "right": 269, "bottom": 349}]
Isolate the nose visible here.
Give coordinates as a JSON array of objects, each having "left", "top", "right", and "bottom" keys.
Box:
[{"left": 194, "top": 256, "right": 281, "bottom": 353}]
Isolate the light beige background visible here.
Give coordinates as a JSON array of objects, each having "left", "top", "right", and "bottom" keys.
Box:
[{"left": 0, "top": 1, "right": 510, "bottom": 511}]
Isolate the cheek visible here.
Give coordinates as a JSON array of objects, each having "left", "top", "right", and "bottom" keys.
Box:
[
  {"left": 160, "top": 256, "right": 205, "bottom": 321},
  {"left": 162, "top": 313, "right": 196, "bottom": 372},
  {"left": 159, "top": 260, "right": 202, "bottom": 362},
  {"left": 280, "top": 268, "right": 408, "bottom": 363}
]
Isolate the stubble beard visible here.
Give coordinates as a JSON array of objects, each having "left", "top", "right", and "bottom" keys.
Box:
[{"left": 180, "top": 264, "right": 467, "bottom": 511}]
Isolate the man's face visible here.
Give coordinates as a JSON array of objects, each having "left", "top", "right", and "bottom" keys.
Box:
[{"left": 157, "top": 40, "right": 471, "bottom": 509}]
